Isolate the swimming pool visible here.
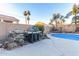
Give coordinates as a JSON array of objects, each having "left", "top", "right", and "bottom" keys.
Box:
[{"left": 52, "top": 33, "right": 79, "bottom": 41}]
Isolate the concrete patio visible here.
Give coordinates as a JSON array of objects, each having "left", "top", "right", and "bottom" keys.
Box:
[{"left": 0, "top": 34, "right": 79, "bottom": 56}]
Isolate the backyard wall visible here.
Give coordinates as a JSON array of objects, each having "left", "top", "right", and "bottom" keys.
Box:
[
  {"left": 48, "top": 24, "right": 76, "bottom": 33},
  {"left": 44, "top": 25, "right": 51, "bottom": 34},
  {"left": 0, "top": 22, "right": 32, "bottom": 40},
  {"left": 62, "top": 24, "right": 76, "bottom": 33}
]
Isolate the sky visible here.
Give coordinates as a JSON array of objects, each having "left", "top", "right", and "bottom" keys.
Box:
[{"left": 0, "top": 3, "right": 74, "bottom": 24}]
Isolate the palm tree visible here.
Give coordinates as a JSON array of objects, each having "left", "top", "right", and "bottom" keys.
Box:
[
  {"left": 24, "top": 11, "right": 27, "bottom": 24},
  {"left": 65, "top": 4, "right": 78, "bottom": 31},
  {"left": 60, "top": 15, "right": 65, "bottom": 22},
  {"left": 27, "top": 15, "right": 30, "bottom": 24},
  {"left": 72, "top": 16, "right": 79, "bottom": 24},
  {"left": 24, "top": 10, "right": 31, "bottom": 24},
  {"left": 49, "top": 13, "right": 65, "bottom": 32},
  {"left": 59, "top": 15, "right": 65, "bottom": 32},
  {"left": 52, "top": 13, "right": 59, "bottom": 28},
  {"left": 72, "top": 4, "right": 78, "bottom": 25},
  {"left": 49, "top": 19, "right": 54, "bottom": 25},
  {"left": 65, "top": 4, "right": 78, "bottom": 18},
  {"left": 51, "top": 13, "right": 65, "bottom": 28}
]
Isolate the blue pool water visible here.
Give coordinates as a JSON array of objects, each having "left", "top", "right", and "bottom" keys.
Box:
[{"left": 52, "top": 33, "right": 79, "bottom": 41}]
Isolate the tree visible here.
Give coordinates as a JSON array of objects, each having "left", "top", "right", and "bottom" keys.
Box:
[
  {"left": 65, "top": 4, "right": 78, "bottom": 31},
  {"left": 24, "top": 10, "right": 31, "bottom": 24},
  {"left": 60, "top": 15, "right": 65, "bottom": 22},
  {"left": 49, "top": 19, "right": 53, "bottom": 25},
  {"left": 27, "top": 15, "right": 30, "bottom": 24},
  {"left": 72, "top": 16, "right": 79, "bottom": 24},
  {"left": 65, "top": 4, "right": 78, "bottom": 18},
  {"left": 52, "top": 13, "right": 60, "bottom": 28},
  {"left": 35, "top": 21, "right": 44, "bottom": 35},
  {"left": 72, "top": 4, "right": 78, "bottom": 25},
  {"left": 49, "top": 13, "right": 65, "bottom": 32},
  {"left": 50, "top": 13, "right": 65, "bottom": 28}
]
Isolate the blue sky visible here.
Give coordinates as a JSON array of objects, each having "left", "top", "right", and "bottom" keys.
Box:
[{"left": 0, "top": 3, "right": 73, "bottom": 24}]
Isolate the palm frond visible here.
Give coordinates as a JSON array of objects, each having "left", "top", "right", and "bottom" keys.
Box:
[{"left": 65, "top": 11, "right": 72, "bottom": 18}]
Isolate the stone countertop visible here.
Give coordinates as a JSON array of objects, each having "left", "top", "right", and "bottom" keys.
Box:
[{"left": 26, "top": 31, "right": 42, "bottom": 34}]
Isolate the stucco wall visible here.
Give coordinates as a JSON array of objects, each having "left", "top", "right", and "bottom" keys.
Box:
[
  {"left": 47, "top": 24, "right": 76, "bottom": 33},
  {"left": 62, "top": 24, "right": 76, "bottom": 33},
  {"left": 0, "top": 22, "right": 32, "bottom": 40}
]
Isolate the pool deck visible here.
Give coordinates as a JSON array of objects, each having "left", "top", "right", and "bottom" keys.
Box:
[
  {"left": 0, "top": 34, "right": 79, "bottom": 56},
  {"left": 47, "top": 34, "right": 79, "bottom": 56}
]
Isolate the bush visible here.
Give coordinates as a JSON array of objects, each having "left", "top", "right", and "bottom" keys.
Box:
[{"left": 35, "top": 21, "right": 44, "bottom": 35}]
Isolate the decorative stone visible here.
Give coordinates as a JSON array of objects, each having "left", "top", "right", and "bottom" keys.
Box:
[
  {"left": 1, "top": 30, "right": 25, "bottom": 50},
  {"left": 4, "top": 42, "right": 18, "bottom": 50},
  {"left": 1, "top": 27, "right": 45, "bottom": 50}
]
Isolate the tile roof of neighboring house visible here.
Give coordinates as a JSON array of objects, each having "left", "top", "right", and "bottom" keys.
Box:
[{"left": 0, "top": 14, "right": 19, "bottom": 22}]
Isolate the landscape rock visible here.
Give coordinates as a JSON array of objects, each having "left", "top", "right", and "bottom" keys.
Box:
[
  {"left": 4, "top": 42, "right": 18, "bottom": 50},
  {"left": 1, "top": 30, "right": 25, "bottom": 50}
]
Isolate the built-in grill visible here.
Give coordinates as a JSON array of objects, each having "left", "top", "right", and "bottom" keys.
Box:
[{"left": 24, "top": 26, "right": 42, "bottom": 43}]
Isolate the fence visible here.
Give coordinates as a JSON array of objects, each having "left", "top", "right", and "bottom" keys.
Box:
[
  {"left": 48, "top": 24, "right": 77, "bottom": 33},
  {"left": 0, "top": 22, "right": 32, "bottom": 40},
  {"left": 62, "top": 24, "right": 76, "bottom": 33}
]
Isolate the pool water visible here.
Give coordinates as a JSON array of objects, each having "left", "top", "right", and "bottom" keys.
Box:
[{"left": 52, "top": 33, "right": 79, "bottom": 41}]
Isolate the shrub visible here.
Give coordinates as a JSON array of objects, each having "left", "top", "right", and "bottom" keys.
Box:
[{"left": 35, "top": 21, "right": 44, "bottom": 35}]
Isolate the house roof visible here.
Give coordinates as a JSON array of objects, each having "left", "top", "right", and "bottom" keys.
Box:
[{"left": 0, "top": 14, "right": 19, "bottom": 22}]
